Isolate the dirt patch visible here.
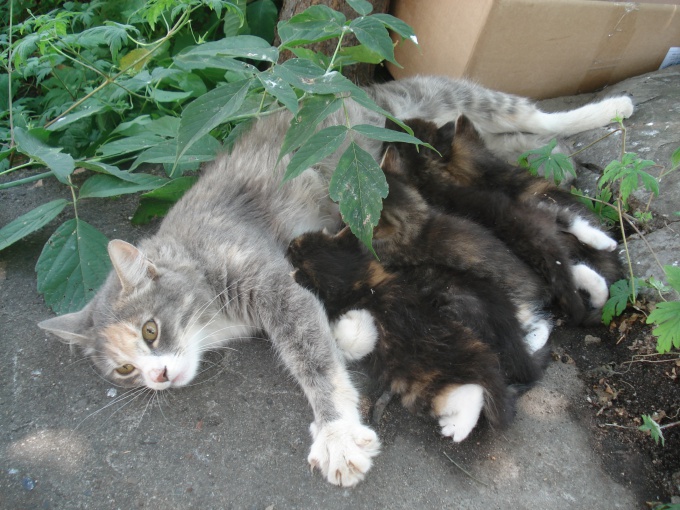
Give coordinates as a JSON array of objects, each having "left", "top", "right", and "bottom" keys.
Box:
[{"left": 553, "top": 309, "right": 680, "bottom": 506}]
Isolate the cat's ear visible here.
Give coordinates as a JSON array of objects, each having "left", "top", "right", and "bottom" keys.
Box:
[
  {"left": 38, "top": 304, "right": 94, "bottom": 349},
  {"left": 108, "top": 239, "right": 157, "bottom": 292}
]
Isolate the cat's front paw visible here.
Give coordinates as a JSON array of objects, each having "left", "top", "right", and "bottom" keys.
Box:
[
  {"left": 436, "top": 384, "right": 484, "bottom": 443},
  {"left": 331, "top": 309, "right": 378, "bottom": 361},
  {"left": 608, "top": 95, "right": 635, "bottom": 119},
  {"left": 307, "top": 419, "right": 380, "bottom": 487}
]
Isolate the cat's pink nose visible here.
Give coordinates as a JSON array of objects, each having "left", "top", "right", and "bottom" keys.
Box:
[{"left": 150, "top": 367, "right": 168, "bottom": 383}]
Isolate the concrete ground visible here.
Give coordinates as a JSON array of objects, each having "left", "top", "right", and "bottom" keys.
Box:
[{"left": 1, "top": 67, "right": 678, "bottom": 509}]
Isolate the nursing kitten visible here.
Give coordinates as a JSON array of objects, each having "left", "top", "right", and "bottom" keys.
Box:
[
  {"left": 383, "top": 116, "right": 622, "bottom": 324},
  {"left": 288, "top": 228, "right": 520, "bottom": 443},
  {"left": 38, "top": 76, "right": 633, "bottom": 486}
]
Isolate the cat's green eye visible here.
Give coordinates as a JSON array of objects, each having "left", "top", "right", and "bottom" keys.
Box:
[
  {"left": 116, "top": 364, "right": 135, "bottom": 375},
  {"left": 142, "top": 320, "right": 158, "bottom": 344}
]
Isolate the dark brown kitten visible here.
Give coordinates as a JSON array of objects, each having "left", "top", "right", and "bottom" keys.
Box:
[
  {"left": 384, "top": 116, "right": 623, "bottom": 324},
  {"left": 287, "top": 228, "right": 519, "bottom": 442}
]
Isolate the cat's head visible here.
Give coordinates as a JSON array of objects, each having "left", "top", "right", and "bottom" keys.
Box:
[
  {"left": 287, "top": 229, "right": 376, "bottom": 315},
  {"left": 38, "top": 240, "right": 223, "bottom": 390}
]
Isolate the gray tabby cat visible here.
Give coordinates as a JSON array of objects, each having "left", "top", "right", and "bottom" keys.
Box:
[{"left": 38, "top": 76, "right": 633, "bottom": 487}]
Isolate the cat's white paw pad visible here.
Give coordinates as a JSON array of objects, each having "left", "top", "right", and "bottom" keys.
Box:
[
  {"left": 569, "top": 218, "right": 617, "bottom": 251},
  {"left": 331, "top": 309, "right": 378, "bottom": 361},
  {"left": 524, "top": 319, "right": 552, "bottom": 354},
  {"left": 436, "top": 384, "right": 484, "bottom": 443},
  {"left": 307, "top": 420, "right": 380, "bottom": 487},
  {"left": 572, "top": 264, "right": 609, "bottom": 308}
]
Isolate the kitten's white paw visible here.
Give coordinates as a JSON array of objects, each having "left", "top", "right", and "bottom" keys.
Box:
[
  {"left": 437, "top": 384, "right": 484, "bottom": 443},
  {"left": 568, "top": 217, "right": 617, "bottom": 251},
  {"left": 572, "top": 263, "right": 609, "bottom": 308},
  {"left": 524, "top": 319, "right": 552, "bottom": 354},
  {"left": 307, "top": 419, "right": 380, "bottom": 487},
  {"left": 331, "top": 309, "right": 378, "bottom": 361}
]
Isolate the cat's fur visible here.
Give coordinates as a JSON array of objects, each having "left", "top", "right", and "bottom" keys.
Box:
[
  {"left": 382, "top": 116, "right": 623, "bottom": 324},
  {"left": 38, "top": 76, "right": 633, "bottom": 486}
]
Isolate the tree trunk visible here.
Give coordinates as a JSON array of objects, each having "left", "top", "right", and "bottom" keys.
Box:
[{"left": 276, "top": 0, "right": 391, "bottom": 85}]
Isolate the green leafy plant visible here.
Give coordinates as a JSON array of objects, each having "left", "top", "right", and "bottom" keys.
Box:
[
  {"left": 518, "top": 118, "right": 680, "bottom": 355},
  {"left": 1, "top": 0, "right": 423, "bottom": 313}
]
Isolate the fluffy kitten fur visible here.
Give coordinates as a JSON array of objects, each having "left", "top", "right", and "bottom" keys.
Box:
[
  {"left": 38, "top": 76, "right": 633, "bottom": 486},
  {"left": 383, "top": 116, "right": 623, "bottom": 324}
]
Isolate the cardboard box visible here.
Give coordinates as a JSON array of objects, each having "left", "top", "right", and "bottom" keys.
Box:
[{"left": 388, "top": 0, "right": 680, "bottom": 99}]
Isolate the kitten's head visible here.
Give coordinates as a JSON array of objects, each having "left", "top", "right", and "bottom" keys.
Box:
[
  {"left": 372, "top": 146, "right": 429, "bottom": 247},
  {"left": 287, "top": 229, "right": 377, "bottom": 315},
  {"left": 38, "top": 240, "right": 223, "bottom": 390},
  {"left": 384, "top": 116, "right": 486, "bottom": 187}
]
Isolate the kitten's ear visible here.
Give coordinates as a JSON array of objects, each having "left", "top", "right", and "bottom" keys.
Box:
[
  {"left": 379, "top": 145, "right": 403, "bottom": 177},
  {"left": 435, "top": 121, "right": 457, "bottom": 161},
  {"left": 454, "top": 115, "right": 483, "bottom": 145},
  {"left": 108, "top": 239, "right": 157, "bottom": 292},
  {"left": 38, "top": 305, "right": 94, "bottom": 349}
]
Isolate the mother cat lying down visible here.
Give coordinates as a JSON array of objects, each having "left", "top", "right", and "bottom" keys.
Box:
[{"left": 38, "top": 76, "right": 633, "bottom": 487}]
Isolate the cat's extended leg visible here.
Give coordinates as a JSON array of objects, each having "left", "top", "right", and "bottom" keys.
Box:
[
  {"left": 331, "top": 309, "right": 378, "bottom": 361},
  {"left": 261, "top": 274, "right": 380, "bottom": 487},
  {"left": 571, "top": 263, "right": 609, "bottom": 308},
  {"left": 432, "top": 384, "right": 485, "bottom": 442}
]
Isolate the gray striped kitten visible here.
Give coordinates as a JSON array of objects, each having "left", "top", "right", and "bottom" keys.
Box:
[{"left": 39, "top": 76, "right": 633, "bottom": 487}]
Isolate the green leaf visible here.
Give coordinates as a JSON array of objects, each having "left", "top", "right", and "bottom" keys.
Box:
[
  {"left": 13, "top": 127, "right": 75, "bottom": 184},
  {"left": 371, "top": 13, "right": 417, "bottom": 41},
  {"left": 45, "top": 102, "right": 109, "bottom": 132},
  {"left": 36, "top": 219, "right": 111, "bottom": 315},
  {"left": 148, "top": 89, "right": 193, "bottom": 103},
  {"left": 283, "top": 125, "right": 347, "bottom": 183},
  {"left": 664, "top": 265, "right": 680, "bottom": 292},
  {"left": 600, "top": 153, "right": 658, "bottom": 204},
  {"left": 346, "top": 86, "right": 414, "bottom": 135},
  {"left": 277, "top": 5, "right": 346, "bottom": 48},
  {"left": 0, "top": 199, "right": 70, "bottom": 252},
  {"left": 351, "top": 124, "right": 425, "bottom": 145},
  {"left": 647, "top": 301, "right": 680, "bottom": 353},
  {"left": 517, "top": 139, "right": 575, "bottom": 185},
  {"left": 639, "top": 414, "right": 665, "bottom": 446},
  {"left": 174, "top": 35, "right": 279, "bottom": 63},
  {"left": 278, "top": 95, "right": 343, "bottom": 161},
  {"left": 78, "top": 174, "right": 168, "bottom": 199},
  {"left": 97, "top": 133, "right": 168, "bottom": 159},
  {"left": 329, "top": 142, "right": 388, "bottom": 254},
  {"left": 337, "top": 45, "right": 385, "bottom": 66},
  {"left": 272, "top": 59, "right": 357, "bottom": 95},
  {"left": 346, "top": 0, "right": 373, "bottom": 16},
  {"left": 671, "top": 146, "right": 680, "bottom": 168},
  {"left": 349, "top": 17, "right": 397, "bottom": 65},
  {"left": 602, "top": 278, "right": 642, "bottom": 325},
  {"left": 246, "top": 0, "right": 278, "bottom": 44},
  {"left": 176, "top": 79, "right": 251, "bottom": 169},
  {"left": 130, "top": 135, "right": 221, "bottom": 172},
  {"left": 258, "top": 73, "right": 299, "bottom": 114}
]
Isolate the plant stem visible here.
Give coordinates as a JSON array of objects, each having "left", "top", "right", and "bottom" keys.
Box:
[
  {"left": 326, "top": 28, "right": 348, "bottom": 73},
  {"left": 0, "top": 160, "right": 33, "bottom": 176},
  {"left": 616, "top": 196, "right": 637, "bottom": 303},
  {"left": 568, "top": 128, "right": 623, "bottom": 159},
  {"left": 0, "top": 171, "right": 53, "bottom": 190},
  {"left": 622, "top": 215, "right": 667, "bottom": 275},
  {"left": 8, "top": 0, "right": 15, "bottom": 147}
]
